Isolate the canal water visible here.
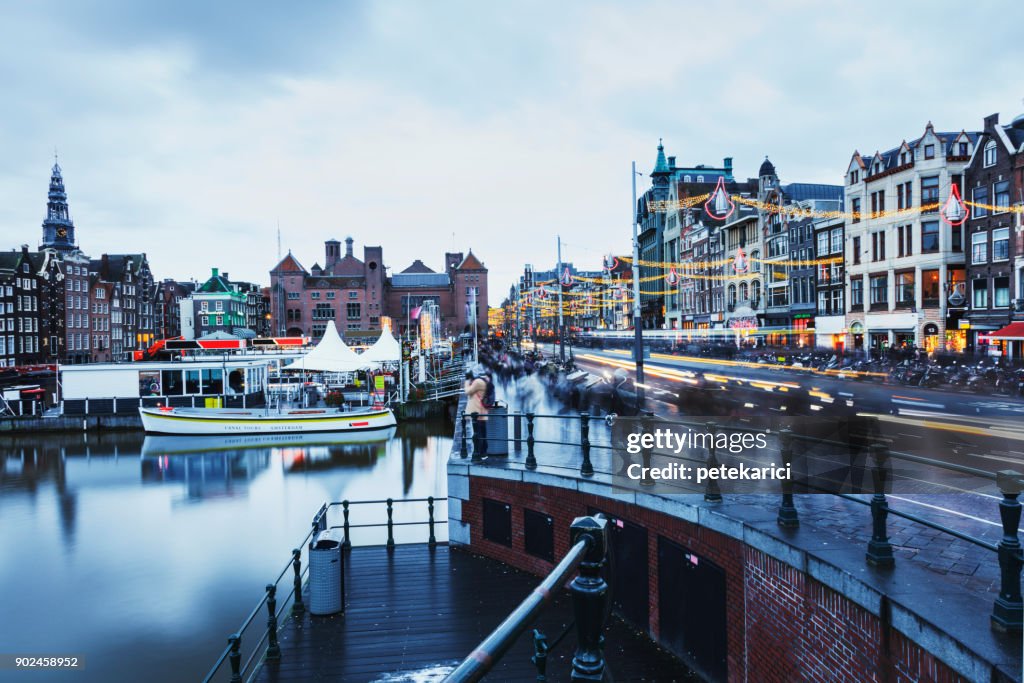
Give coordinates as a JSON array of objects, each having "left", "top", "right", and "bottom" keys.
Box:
[{"left": 0, "top": 419, "right": 452, "bottom": 682}]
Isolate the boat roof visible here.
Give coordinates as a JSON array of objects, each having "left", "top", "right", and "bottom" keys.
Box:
[{"left": 61, "top": 359, "right": 274, "bottom": 372}]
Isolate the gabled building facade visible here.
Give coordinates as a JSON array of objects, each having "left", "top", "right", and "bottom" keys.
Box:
[
  {"left": 963, "top": 112, "right": 1024, "bottom": 355},
  {"left": 844, "top": 122, "right": 979, "bottom": 355}
]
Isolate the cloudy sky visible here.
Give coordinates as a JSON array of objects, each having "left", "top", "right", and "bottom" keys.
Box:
[{"left": 1, "top": 1, "right": 1022, "bottom": 304}]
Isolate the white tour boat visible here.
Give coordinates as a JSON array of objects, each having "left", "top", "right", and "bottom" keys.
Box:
[{"left": 139, "top": 405, "right": 397, "bottom": 436}]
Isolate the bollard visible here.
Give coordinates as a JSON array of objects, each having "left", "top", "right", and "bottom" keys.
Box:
[
  {"left": 569, "top": 516, "right": 609, "bottom": 681},
  {"left": 580, "top": 413, "right": 593, "bottom": 477},
  {"left": 640, "top": 412, "right": 655, "bottom": 488},
  {"left": 992, "top": 470, "right": 1023, "bottom": 632},
  {"left": 428, "top": 496, "right": 437, "bottom": 548},
  {"left": 777, "top": 429, "right": 799, "bottom": 528},
  {"left": 531, "top": 629, "right": 549, "bottom": 682},
  {"left": 704, "top": 421, "right": 723, "bottom": 503},
  {"left": 265, "top": 584, "right": 281, "bottom": 660},
  {"left": 461, "top": 411, "right": 470, "bottom": 458},
  {"left": 341, "top": 500, "right": 352, "bottom": 550},
  {"left": 525, "top": 412, "right": 537, "bottom": 470},
  {"left": 291, "top": 549, "right": 305, "bottom": 614},
  {"left": 866, "top": 443, "right": 895, "bottom": 567},
  {"left": 386, "top": 498, "right": 395, "bottom": 551},
  {"left": 228, "top": 633, "right": 242, "bottom": 683}
]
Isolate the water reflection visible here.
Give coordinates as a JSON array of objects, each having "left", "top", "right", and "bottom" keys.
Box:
[{"left": 0, "top": 418, "right": 452, "bottom": 683}]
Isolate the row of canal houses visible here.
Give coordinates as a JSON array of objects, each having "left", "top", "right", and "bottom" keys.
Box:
[
  {"left": 620, "top": 112, "right": 1024, "bottom": 357},
  {"left": 0, "top": 161, "right": 272, "bottom": 369}
]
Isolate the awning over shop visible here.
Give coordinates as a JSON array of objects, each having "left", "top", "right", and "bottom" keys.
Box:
[{"left": 990, "top": 322, "right": 1024, "bottom": 341}]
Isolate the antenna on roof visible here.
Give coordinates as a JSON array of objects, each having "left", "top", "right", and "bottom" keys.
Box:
[{"left": 276, "top": 219, "right": 281, "bottom": 261}]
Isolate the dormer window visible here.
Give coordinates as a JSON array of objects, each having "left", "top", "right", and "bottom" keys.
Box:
[
  {"left": 874, "top": 163, "right": 880, "bottom": 174},
  {"left": 901, "top": 152, "right": 908, "bottom": 165},
  {"left": 984, "top": 141, "right": 997, "bottom": 167},
  {"left": 696, "top": 175, "right": 704, "bottom": 183},
  {"left": 958, "top": 142, "right": 968, "bottom": 156},
  {"left": 924, "top": 144, "right": 935, "bottom": 159},
  {"left": 850, "top": 170, "right": 859, "bottom": 184},
  {"left": 683, "top": 175, "right": 691, "bottom": 182}
]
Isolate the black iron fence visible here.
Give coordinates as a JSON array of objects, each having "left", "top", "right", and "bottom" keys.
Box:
[
  {"left": 457, "top": 408, "right": 1024, "bottom": 634},
  {"left": 203, "top": 497, "right": 446, "bottom": 683},
  {"left": 443, "top": 514, "right": 610, "bottom": 683}
]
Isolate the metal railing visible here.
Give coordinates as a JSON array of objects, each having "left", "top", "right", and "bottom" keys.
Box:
[
  {"left": 457, "top": 408, "right": 1024, "bottom": 634},
  {"left": 203, "top": 496, "right": 446, "bottom": 683},
  {"left": 444, "top": 515, "right": 610, "bottom": 683}
]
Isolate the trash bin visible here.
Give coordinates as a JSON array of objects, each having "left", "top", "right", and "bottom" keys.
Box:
[
  {"left": 488, "top": 402, "right": 509, "bottom": 456},
  {"left": 308, "top": 529, "right": 344, "bottom": 615}
]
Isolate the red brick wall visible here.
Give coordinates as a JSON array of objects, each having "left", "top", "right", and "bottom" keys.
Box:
[{"left": 460, "top": 476, "right": 969, "bottom": 683}]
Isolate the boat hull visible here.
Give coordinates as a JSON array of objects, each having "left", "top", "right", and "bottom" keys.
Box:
[{"left": 139, "top": 406, "right": 397, "bottom": 436}]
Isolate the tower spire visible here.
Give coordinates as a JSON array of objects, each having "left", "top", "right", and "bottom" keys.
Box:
[
  {"left": 41, "top": 157, "right": 75, "bottom": 252},
  {"left": 652, "top": 138, "right": 669, "bottom": 175}
]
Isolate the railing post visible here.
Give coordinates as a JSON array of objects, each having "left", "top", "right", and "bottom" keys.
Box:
[
  {"left": 777, "top": 429, "right": 799, "bottom": 528},
  {"left": 569, "top": 515, "right": 609, "bottom": 681},
  {"left": 291, "top": 549, "right": 305, "bottom": 614},
  {"left": 460, "top": 410, "right": 469, "bottom": 458},
  {"left": 386, "top": 498, "right": 395, "bottom": 551},
  {"left": 525, "top": 412, "right": 537, "bottom": 470},
  {"left": 227, "top": 633, "right": 242, "bottom": 683},
  {"left": 531, "top": 629, "right": 549, "bottom": 682},
  {"left": 341, "top": 500, "right": 352, "bottom": 550},
  {"left": 428, "top": 496, "right": 437, "bottom": 548},
  {"left": 579, "top": 412, "right": 593, "bottom": 477},
  {"left": 265, "top": 584, "right": 281, "bottom": 660},
  {"left": 866, "top": 443, "right": 895, "bottom": 567},
  {"left": 993, "top": 470, "right": 1023, "bottom": 632},
  {"left": 704, "top": 421, "right": 723, "bottom": 503}
]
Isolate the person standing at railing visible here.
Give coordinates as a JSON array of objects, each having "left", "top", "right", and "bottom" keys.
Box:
[{"left": 464, "top": 366, "right": 489, "bottom": 459}]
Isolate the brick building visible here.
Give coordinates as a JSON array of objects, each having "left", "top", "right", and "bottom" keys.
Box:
[
  {"left": 963, "top": 112, "right": 1024, "bottom": 354},
  {"left": 270, "top": 237, "right": 487, "bottom": 342}
]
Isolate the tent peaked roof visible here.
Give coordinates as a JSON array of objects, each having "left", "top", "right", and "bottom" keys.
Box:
[
  {"left": 283, "top": 320, "right": 369, "bottom": 371},
  {"left": 361, "top": 329, "right": 401, "bottom": 363}
]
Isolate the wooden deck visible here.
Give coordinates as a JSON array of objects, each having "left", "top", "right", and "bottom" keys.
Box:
[{"left": 254, "top": 544, "right": 697, "bottom": 682}]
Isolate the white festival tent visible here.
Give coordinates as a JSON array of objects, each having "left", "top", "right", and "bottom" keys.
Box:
[
  {"left": 283, "top": 321, "right": 371, "bottom": 372},
  {"left": 360, "top": 330, "right": 401, "bottom": 364}
]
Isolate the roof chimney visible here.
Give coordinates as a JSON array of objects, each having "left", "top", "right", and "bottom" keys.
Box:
[
  {"left": 667, "top": 156, "right": 676, "bottom": 169},
  {"left": 212, "top": 267, "right": 219, "bottom": 277},
  {"left": 345, "top": 236, "right": 354, "bottom": 257}
]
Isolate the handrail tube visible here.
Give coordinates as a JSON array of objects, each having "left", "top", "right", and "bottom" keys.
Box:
[{"left": 444, "top": 537, "right": 591, "bottom": 683}]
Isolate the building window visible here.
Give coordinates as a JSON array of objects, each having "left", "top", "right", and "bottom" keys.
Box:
[
  {"left": 995, "top": 277, "right": 1010, "bottom": 308},
  {"left": 751, "top": 280, "right": 761, "bottom": 308},
  {"left": 870, "top": 274, "right": 887, "bottom": 305},
  {"left": 347, "top": 303, "right": 361, "bottom": 319},
  {"left": 921, "top": 176, "right": 939, "bottom": 211},
  {"left": 696, "top": 175, "right": 704, "bottom": 183},
  {"left": 215, "top": 301, "right": 223, "bottom": 311},
  {"left": 851, "top": 197, "right": 861, "bottom": 223},
  {"left": 348, "top": 291, "right": 358, "bottom": 299},
  {"left": 830, "top": 228, "right": 842, "bottom": 254},
  {"left": 973, "top": 186, "right": 989, "bottom": 217},
  {"left": 994, "top": 181, "right": 1011, "bottom": 212},
  {"left": 896, "top": 272, "right": 915, "bottom": 305},
  {"left": 326, "top": 291, "right": 336, "bottom": 299},
  {"left": 924, "top": 144, "right": 935, "bottom": 159},
  {"left": 993, "top": 227, "right": 1010, "bottom": 261},
  {"left": 983, "top": 141, "right": 997, "bottom": 167},
  {"left": 287, "top": 292, "right": 300, "bottom": 300},
  {"left": 958, "top": 142, "right": 968, "bottom": 156},
  {"left": 851, "top": 236, "right": 861, "bottom": 265},
  {"left": 972, "top": 279, "right": 988, "bottom": 308},
  {"left": 920, "top": 269, "right": 939, "bottom": 304},
  {"left": 216, "top": 316, "right": 223, "bottom": 326},
  {"left": 817, "top": 231, "right": 828, "bottom": 256},
  {"left": 871, "top": 231, "right": 886, "bottom": 261},
  {"left": 897, "top": 224, "right": 913, "bottom": 257},
  {"left": 850, "top": 278, "right": 863, "bottom": 306},
  {"left": 920, "top": 221, "right": 939, "bottom": 253},
  {"left": 971, "top": 231, "right": 988, "bottom": 264},
  {"left": 311, "top": 291, "right": 320, "bottom": 299},
  {"left": 850, "top": 170, "right": 858, "bottom": 184}
]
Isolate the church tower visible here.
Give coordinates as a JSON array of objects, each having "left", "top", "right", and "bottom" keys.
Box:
[{"left": 40, "top": 159, "right": 76, "bottom": 252}]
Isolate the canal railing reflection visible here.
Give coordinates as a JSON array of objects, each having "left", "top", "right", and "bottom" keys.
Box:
[{"left": 203, "top": 496, "right": 446, "bottom": 683}]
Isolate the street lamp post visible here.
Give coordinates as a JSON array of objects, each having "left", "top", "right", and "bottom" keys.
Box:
[
  {"left": 632, "top": 162, "right": 645, "bottom": 403},
  {"left": 557, "top": 235, "right": 565, "bottom": 364}
]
